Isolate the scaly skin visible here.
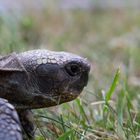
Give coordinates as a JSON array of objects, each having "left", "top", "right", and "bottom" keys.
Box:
[
  {"left": 0, "top": 98, "right": 22, "bottom": 140},
  {"left": 0, "top": 49, "right": 90, "bottom": 139}
]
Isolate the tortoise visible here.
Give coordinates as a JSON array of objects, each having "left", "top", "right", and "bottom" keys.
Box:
[{"left": 0, "top": 49, "right": 90, "bottom": 139}]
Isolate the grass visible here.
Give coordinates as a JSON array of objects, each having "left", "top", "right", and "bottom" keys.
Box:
[
  {"left": 1, "top": 4, "right": 140, "bottom": 139},
  {"left": 34, "top": 69, "right": 139, "bottom": 140}
]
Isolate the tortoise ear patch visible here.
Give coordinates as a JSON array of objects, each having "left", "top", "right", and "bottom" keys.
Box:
[
  {"left": 0, "top": 53, "right": 26, "bottom": 72},
  {"left": 36, "top": 63, "right": 59, "bottom": 76}
]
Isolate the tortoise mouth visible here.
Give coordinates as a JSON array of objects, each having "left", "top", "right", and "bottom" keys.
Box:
[{"left": 13, "top": 92, "right": 79, "bottom": 109}]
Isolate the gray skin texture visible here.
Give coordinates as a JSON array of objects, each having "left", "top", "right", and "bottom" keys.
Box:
[{"left": 0, "top": 49, "right": 90, "bottom": 139}]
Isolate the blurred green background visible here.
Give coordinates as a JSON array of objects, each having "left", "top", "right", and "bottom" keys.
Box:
[{"left": 1, "top": 0, "right": 140, "bottom": 139}]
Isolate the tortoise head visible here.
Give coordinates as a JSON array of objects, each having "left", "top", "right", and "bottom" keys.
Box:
[{"left": 19, "top": 50, "right": 91, "bottom": 108}]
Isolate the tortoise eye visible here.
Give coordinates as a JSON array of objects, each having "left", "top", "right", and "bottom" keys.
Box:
[{"left": 65, "top": 63, "right": 81, "bottom": 77}]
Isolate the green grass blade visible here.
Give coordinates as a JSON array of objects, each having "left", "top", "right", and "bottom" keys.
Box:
[
  {"left": 75, "top": 98, "right": 89, "bottom": 125},
  {"left": 57, "top": 129, "right": 74, "bottom": 140},
  {"left": 105, "top": 68, "right": 120, "bottom": 103},
  {"left": 117, "top": 88, "right": 125, "bottom": 125},
  {"left": 116, "top": 87, "right": 126, "bottom": 139}
]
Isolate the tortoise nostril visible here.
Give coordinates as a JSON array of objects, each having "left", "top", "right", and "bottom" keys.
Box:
[{"left": 81, "top": 71, "right": 89, "bottom": 86}]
